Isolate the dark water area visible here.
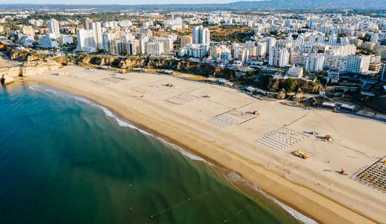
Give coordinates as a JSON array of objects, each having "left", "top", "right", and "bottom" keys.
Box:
[{"left": 0, "top": 84, "right": 302, "bottom": 224}]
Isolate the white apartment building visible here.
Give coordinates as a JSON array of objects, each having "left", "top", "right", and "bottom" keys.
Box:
[
  {"left": 245, "top": 41, "right": 257, "bottom": 57},
  {"left": 192, "top": 25, "right": 210, "bottom": 45},
  {"left": 92, "top": 22, "right": 103, "bottom": 50},
  {"left": 127, "top": 39, "right": 139, "bottom": 55},
  {"left": 102, "top": 32, "right": 114, "bottom": 53},
  {"left": 232, "top": 44, "right": 249, "bottom": 64},
  {"left": 289, "top": 49, "right": 303, "bottom": 65},
  {"left": 77, "top": 29, "right": 96, "bottom": 52},
  {"left": 339, "top": 55, "right": 371, "bottom": 74},
  {"left": 269, "top": 47, "right": 290, "bottom": 67},
  {"left": 305, "top": 53, "right": 325, "bottom": 72},
  {"left": 84, "top": 18, "right": 93, "bottom": 30},
  {"left": 146, "top": 41, "right": 164, "bottom": 56},
  {"left": 193, "top": 45, "right": 209, "bottom": 58},
  {"left": 99, "top": 31, "right": 136, "bottom": 56},
  {"left": 192, "top": 26, "right": 200, "bottom": 44},
  {"left": 47, "top": 19, "right": 60, "bottom": 37},
  {"left": 256, "top": 41, "right": 267, "bottom": 57},
  {"left": 266, "top": 37, "right": 276, "bottom": 53},
  {"left": 180, "top": 44, "right": 209, "bottom": 58},
  {"left": 156, "top": 37, "right": 173, "bottom": 53},
  {"left": 326, "top": 44, "right": 357, "bottom": 56},
  {"left": 139, "top": 35, "right": 150, "bottom": 55},
  {"left": 202, "top": 28, "right": 210, "bottom": 45}
]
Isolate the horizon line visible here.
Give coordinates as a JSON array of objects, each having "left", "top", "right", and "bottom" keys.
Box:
[{"left": 0, "top": 1, "right": 268, "bottom": 6}]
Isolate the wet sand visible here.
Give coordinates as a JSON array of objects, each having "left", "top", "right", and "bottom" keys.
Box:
[{"left": 27, "top": 65, "right": 386, "bottom": 224}]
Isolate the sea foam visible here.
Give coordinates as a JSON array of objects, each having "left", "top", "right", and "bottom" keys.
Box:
[
  {"left": 29, "top": 85, "right": 206, "bottom": 162},
  {"left": 257, "top": 187, "right": 318, "bottom": 224},
  {"left": 29, "top": 85, "right": 317, "bottom": 223}
]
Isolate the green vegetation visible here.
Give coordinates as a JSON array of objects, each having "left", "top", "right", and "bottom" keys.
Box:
[{"left": 209, "top": 25, "right": 255, "bottom": 42}]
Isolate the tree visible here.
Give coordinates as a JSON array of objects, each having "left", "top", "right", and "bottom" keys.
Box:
[{"left": 284, "top": 78, "right": 298, "bottom": 93}]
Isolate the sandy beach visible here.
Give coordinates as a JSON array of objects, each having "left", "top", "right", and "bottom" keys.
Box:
[{"left": 24, "top": 65, "right": 386, "bottom": 224}]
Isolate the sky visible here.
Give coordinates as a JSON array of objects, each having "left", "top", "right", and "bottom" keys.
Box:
[{"left": 0, "top": 0, "right": 239, "bottom": 4}]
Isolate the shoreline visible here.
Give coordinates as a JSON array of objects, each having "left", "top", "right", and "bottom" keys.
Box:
[
  {"left": 25, "top": 83, "right": 317, "bottom": 224},
  {"left": 23, "top": 65, "right": 386, "bottom": 224}
]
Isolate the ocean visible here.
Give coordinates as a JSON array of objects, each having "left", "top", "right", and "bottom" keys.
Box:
[{"left": 0, "top": 83, "right": 303, "bottom": 224}]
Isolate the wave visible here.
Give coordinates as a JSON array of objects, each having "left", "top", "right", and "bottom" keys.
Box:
[
  {"left": 255, "top": 187, "right": 318, "bottom": 224},
  {"left": 274, "top": 200, "right": 318, "bottom": 224},
  {"left": 75, "top": 94, "right": 210, "bottom": 163},
  {"left": 29, "top": 84, "right": 207, "bottom": 163},
  {"left": 28, "top": 86, "right": 38, "bottom": 91},
  {"left": 29, "top": 85, "right": 68, "bottom": 97},
  {"left": 29, "top": 84, "right": 316, "bottom": 223},
  {"left": 226, "top": 171, "right": 318, "bottom": 224},
  {"left": 176, "top": 147, "right": 207, "bottom": 162},
  {"left": 98, "top": 105, "right": 153, "bottom": 137}
]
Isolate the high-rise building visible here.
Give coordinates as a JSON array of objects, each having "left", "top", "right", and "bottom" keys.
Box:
[
  {"left": 145, "top": 41, "right": 164, "bottom": 56},
  {"left": 139, "top": 35, "right": 150, "bottom": 55},
  {"left": 47, "top": 19, "right": 60, "bottom": 37},
  {"left": 240, "top": 48, "right": 250, "bottom": 64},
  {"left": 256, "top": 41, "right": 267, "bottom": 57},
  {"left": 84, "top": 18, "right": 93, "bottom": 30},
  {"left": 127, "top": 39, "right": 139, "bottom": 55},
  {"left": 269, "top": 47, "right": 289, "bottom": 67},
  {"left": 339, "top": 55, "right": 371, "bottom": 74},
  {"left": 305, "top": 53, "right": 325, "bottom": 72},
  {"left": 116, "top": 39, "right": 128, "bottom": 55},
  {"left": 77, "top": 29, "right": 96, "bottom": 52},
  {"left": 100, "top": 32, "right": 136, "bottom": 56},
  {"left": 192, "top": 26, "right": 210, "bottom": 45},
  {"left": 179, "top": 44, "right": 209, "bottom": 58},
  {"left": 245, "top": 41, "right": 257, "bottom": 57},
  {"left": 92, "top": 22, "right": 103, "bottom": 50},
  {"left": 202, "top": 27, "right": 210, "bottom": 45},
  {"left": 192, "top": 26, "right": 201, "bottom": 44},
  {"left": 102, "top": 31, "right": 124, "bottom": 55},
  {"left": 266, "top": 37, "right": 276, "bottom": 53}
]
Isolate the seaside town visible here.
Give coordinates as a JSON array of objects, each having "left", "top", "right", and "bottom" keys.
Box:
[
  {"left": 1, "top": 5, "right": 386, "bottom": 224},
  {"left": 1, "top": 9, "right": 386, "bottom": 115}
]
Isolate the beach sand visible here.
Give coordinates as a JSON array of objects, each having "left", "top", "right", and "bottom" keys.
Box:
[{"left": 27, "top": 65, "right": 386, "bottom": 224}]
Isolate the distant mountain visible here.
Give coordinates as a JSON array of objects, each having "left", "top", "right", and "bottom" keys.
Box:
[
  {"left": 227, "top": 0, "right": 386, "bottom": 10},
  {"left": 0, "top": 0, "right": 385, "bottom": 11}
]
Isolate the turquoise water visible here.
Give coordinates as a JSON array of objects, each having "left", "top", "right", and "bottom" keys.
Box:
[{"left": 0, "top": 84, "right": 301, "bottom": 224}]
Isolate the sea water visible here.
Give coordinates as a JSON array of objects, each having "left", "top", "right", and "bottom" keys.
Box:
[{"left": 0, "top": 83, "right": 303, "bottom": 224}]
